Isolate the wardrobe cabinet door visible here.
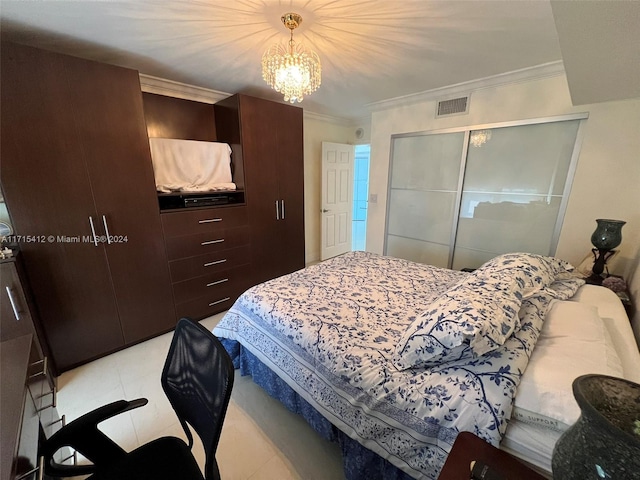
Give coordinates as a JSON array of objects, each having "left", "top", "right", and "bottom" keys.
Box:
[
  {"left": 239, "top": 96, "right": 283, "bottom": 285},
  {"left": 0, "top": 42, "right": 124, "bottom": 371},
  {"left": 62, "top": 55, "right": 176, "bottom": 344},
  {"left": 274, "top": 103, "right": 305, "bottom": 277}
]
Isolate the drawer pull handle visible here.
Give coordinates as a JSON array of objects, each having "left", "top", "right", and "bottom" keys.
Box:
[
  {"left": 198, "top": 218, "right": 222, "bottom": 224},
  {"left": 209, "top": 297, "right": 231, "bottom": 307},
  {"left": 16, "top": 455, "right": 44, "bottom": 480},
  {"left": 207, "top": 278, "right": 229, "bottom": 287},
  {"left": 201, "top": 239, "right": 224, "bottom": 246},
  {"left": 30, "top": 357, "right": 55, "bottom": 392},
  {"left": 49, "top": 414, "right": 66, "bottom": 428},
  {"left": 204, "top": 259, "right": 227, "bottom": 267},
  {"left": 6, "top": 286, "right": 21, "bottom": 320},
  {"left": 59, "top": 450, "right": 77, "bottom": 465},
  {"left": 38, "top": 385, "right": 57, "bottom": 411},
  {"left": 29, "top": 357, "right": 48, "bottom": 379}
]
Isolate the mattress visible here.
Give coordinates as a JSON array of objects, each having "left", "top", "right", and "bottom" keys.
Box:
[{"left": 500, "top": 284, "right": 640, "bottom": 475}]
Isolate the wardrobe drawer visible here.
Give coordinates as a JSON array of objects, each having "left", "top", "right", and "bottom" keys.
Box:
[
  {"left": 169, "top": 245, "right": 250, "bottom": 283},
  {"left": 175, "top": 283, "right": 248, "bottom": 320},
  {"left": 161, "top": 206, "right": 248, "bottom": 238},
  {"left": 165, "top": 225, "right": 250, "bottom": 261},
  {"left": 172, "top": 265, "right": 250, "bottom": 305}
]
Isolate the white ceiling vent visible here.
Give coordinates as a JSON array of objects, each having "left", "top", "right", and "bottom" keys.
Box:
[{"left": 436, "top": 96, "right": 469, "bottom": 117}]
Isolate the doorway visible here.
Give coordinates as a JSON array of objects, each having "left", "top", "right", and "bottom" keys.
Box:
[{"left": 352, "top": 144, "right": 370, "bottom": 251}]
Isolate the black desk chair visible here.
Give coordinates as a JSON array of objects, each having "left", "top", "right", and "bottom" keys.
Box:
[{"left": 42, "top": 317, "right": 235, "bottom": 480}]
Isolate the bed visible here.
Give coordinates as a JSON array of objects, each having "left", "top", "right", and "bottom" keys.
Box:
[{"left": 212, "top": 251, "right": 640, "bottom": 479}]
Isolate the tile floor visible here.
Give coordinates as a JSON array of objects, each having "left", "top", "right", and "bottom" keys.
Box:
[{"left": 55, "top": 312, "right": 345, "bottom": 480}]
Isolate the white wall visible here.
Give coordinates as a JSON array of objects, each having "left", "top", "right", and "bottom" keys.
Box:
[
  {"left": 367, "top": 73, "right": 640, "bottom": 344},
  {"left": 302, "top": 115, "right": 356, "bottom": 263}
]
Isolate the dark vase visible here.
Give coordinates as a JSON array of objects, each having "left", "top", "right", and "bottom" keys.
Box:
[
  {"left": 590, "top": 219, "right": 625, "bottom": 250},
  {"left": 552, "top": 374, "right": 640, "bottom": 479},
  {"left": 588, "top": 219, "right": 626, "bottom": 282}
]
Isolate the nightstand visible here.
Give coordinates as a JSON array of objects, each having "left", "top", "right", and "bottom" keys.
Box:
[
  {"left": 438, "top": 432, "right": 546, "bottom": 480},
  {"left": 584, "top": 274, "right": 633, "bottom": 318},
  {"left": 604, "top": 275, "right": 633, "bottom": 318}
]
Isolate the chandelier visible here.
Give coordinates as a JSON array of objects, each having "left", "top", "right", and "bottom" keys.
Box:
[
  {"left": 262, "top": 13, "right": 321, "bottom": 103},
  {"left": 470, "top": 129, "right": 492, "bottom": 147}
]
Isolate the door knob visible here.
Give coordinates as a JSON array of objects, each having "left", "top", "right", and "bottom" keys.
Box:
[{"left": 321, "top": 209, "right": 330, "bottom": 213}]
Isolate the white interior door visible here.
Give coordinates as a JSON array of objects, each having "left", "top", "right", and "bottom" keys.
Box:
[{"left": 321, "top": 142, "right": 354, "bottom": 260}]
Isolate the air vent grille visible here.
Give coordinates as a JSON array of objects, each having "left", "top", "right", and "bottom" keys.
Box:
[{"left": 436, "top": 96, "right": 469, "bottom": 117}]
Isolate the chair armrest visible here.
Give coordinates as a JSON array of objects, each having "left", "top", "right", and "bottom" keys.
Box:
[{"left": 42, "top": 398, "right": 148, "bottom": 477}]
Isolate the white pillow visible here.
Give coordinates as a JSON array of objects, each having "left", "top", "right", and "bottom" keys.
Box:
[{"left": 513, "top": 301, "right": 623, "bottom": 431}]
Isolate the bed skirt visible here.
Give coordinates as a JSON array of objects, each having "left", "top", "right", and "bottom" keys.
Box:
[{"left": 221, "top": 338, "right": 414, "bottom": 480}]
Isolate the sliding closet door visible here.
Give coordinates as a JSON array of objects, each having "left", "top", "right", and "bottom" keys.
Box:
[
  {"left": 385, "top": 132, "right": 465, "bottom": 268},
  {"left": 451, "top": 120, "right": 581, "bottom": 269}
]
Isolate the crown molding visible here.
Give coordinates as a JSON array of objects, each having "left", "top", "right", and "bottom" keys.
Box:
[
  {"left": 367, "top": 61, "right": 566, "bottom": 112},
  {"left": 139, "top": 73, "right": 360, "bottom": 126},
  {"left": 138, "top": 74, "right": 231, "bottom": 104},
  {"left": 303, "top": 110, "right": 357, "bottom": 126}
]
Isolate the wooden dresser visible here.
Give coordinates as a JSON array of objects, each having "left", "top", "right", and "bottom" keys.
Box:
[
  {"left": 1, "top": 253, "right": 67, "bottom": 479},
  {"left": 144, "top": 92, "right": 305, "bottom": 320},
  {"left": 162, "top": 206, "right": 252, "bottom": 320},
  {"left": 1, "top": 335, "right": 64, "bottom": 480}
]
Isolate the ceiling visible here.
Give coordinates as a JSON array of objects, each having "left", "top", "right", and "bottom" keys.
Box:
[{"left": 1, "top": 1, "right": 638, "bottom": 120}]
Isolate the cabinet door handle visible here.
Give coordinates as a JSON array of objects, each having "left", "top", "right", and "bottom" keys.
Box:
[
  {"left": 281, "top": 199, "right": 285, "bottom": 220},
  {"left": 6, "top": 286, "right": 21, "bottom": 320},
  {"left": 204, "top": 259, "right": 227, "bottom": 267},
  {"left": 207, "top": 278, "right": 229, "bottom": 287},
  {"left": 198, "top": 218, "right": 222, "bottom": 224},
  {"left": 201, "top": 239, "right": 224, "bottom": 246},
  {"left": 275, "top": 200, "right": 280, "bottom": 220},
  {"left": 88, "top": 216, "right": 98, "bottom": 246},
  {"left": 209, "top": 297, "right": 230, "bottom": 306},
  {"left": 102, "top": 215, "right": 112, "bottom": 244}
]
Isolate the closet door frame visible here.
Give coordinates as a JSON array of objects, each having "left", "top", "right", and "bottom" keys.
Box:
[{"left": 384, "top": 112, "right": 589, "bottom": 269}]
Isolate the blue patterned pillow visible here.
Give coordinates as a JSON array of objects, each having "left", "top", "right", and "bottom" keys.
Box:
[
  {"left": 478, "top": 253, "right": 575, "bottom": 299},
  {"left": 392, "top": 253, "right": 575, "bottom": 370}
]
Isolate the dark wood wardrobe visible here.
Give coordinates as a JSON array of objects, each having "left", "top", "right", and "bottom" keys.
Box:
[
  {"left": 215, "top": 94, "right": 305, "bottom": 285},
  {"left": 1, "top": 42, "right": 306, "bottom": 373},
  {"left": 0, "top": 42, "right": 176, "bottom": 372}
]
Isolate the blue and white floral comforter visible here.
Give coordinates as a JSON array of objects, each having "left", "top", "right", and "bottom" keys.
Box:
[{"left": 213, "top": 251, "right": 581, "bottom": 479}]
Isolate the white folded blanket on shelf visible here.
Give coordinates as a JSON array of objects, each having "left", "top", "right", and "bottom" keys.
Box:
[{"left": 149, "top": 138, "right": 236, "bottom": 193}]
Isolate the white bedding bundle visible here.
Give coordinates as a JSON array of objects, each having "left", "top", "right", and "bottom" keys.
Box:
[
  {"left": 149, "top": 138, "right": 235, "bottom": 193},
  {"left": 501, "top": 285, "right": 640, "bottom": 474}
]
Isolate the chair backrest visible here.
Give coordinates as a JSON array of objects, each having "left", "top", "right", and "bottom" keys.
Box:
[{"left": 162, "top": 318, "right": 234, "bottom": 480}]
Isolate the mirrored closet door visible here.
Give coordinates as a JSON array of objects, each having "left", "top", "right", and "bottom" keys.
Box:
[
  {"left": 386, "top": 132, "right": 466, "bottom": 268},
  {"left": 385, "top": 115, "right": 586, "bottom": 270}
]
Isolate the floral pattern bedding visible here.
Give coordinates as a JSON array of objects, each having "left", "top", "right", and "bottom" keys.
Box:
[{"left": 213, "top": 251, "right": 583, "bottom": 479}]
